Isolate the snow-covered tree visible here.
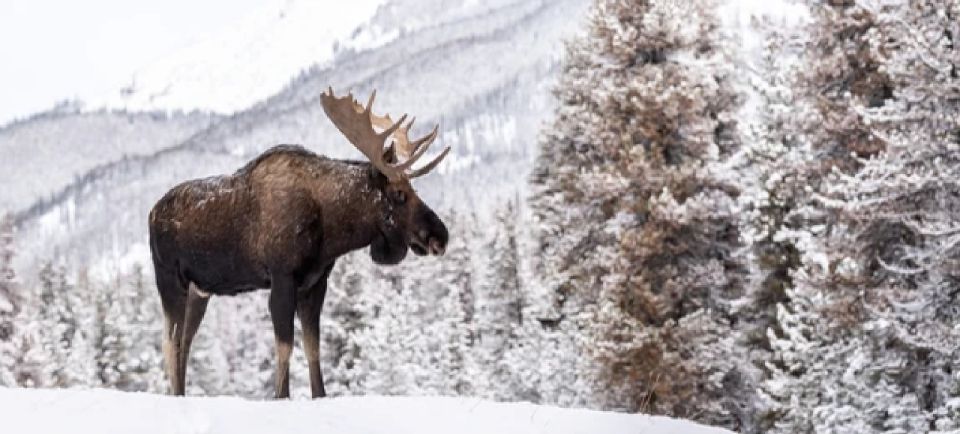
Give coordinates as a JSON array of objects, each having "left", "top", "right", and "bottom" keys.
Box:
[
  {"left": 0, "top": 214, "right": 19, "bottom": 386},
  {"left": 35, "top": 261, "right": 97, "bottom": 387},
  {"left": 797, "top": 0, "right": 890, "bottom": 173},
  {"left": 213, "top": 292, "right": 276, "bottom": 398},
  {"left": 530, "top": 0, "right": 753, "bottom": 428},
  {"left": 352, "top": 264, "right": 428, "bottom": 395},
  {"left": 94, "top": 265, "right": 164, "bottom": 391},
  {"left": 424, "top": 224, "right": 477, "bottom": 395},
  {"left": 765, "top": 1, "right": 960, "bottom": 432},
  {"left": 475, "top": 200, "right": 524, "bottom": 400},
  {"left": 321, "top": 253, "right": 370, "bottom": 396}
]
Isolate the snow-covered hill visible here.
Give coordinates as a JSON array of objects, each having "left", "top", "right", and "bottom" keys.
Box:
[{"left": 0, "top": 387, "right": 733, "bottom": 434}]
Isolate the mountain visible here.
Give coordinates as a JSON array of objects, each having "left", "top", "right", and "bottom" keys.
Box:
[
  {"left": 0, "top": 109, "right": 218, "bottom": 215},
  {"left": 95, "top": 0, "right": 530, "bottom": 115},
  {"left": 1, "top": 0, "right": 591, "bottom": 277},
  {"left": 94, "top": 0, "right": 391, "bottom": 114}
]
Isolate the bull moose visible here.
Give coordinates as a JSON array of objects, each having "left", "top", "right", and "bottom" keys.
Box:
[{"left": 148, "top": 88, "right": 450, "bottom": 398}]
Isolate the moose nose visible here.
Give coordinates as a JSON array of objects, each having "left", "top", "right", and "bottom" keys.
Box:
[{"left": 428, "top": 238, "right": 445, "bottom": 256}]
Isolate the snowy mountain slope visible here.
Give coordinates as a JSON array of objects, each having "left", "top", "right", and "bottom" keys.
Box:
[
  {"left": 0, "top": 110, "right": 218, "bottom": 214},
  {"left": 0, "top": 387, "right": 734, "bottom": 434},
  {"left": 97, "top": 0, "right": 390, "bottom": 113},
  {"left": 97, "top": 0, "right": 533, "bottom": 115},
  {"left": 9, "top": 0, "right": 589, "bottom": 275},
  {"left": 0, "top": 0, "right": 543, "bottom": 221}
]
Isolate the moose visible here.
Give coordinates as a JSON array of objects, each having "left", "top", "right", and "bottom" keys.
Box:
[{"left": 148, "top": 88, "right": 450, "bottom": 398}]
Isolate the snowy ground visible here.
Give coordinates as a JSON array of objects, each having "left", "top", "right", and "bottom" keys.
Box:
[{"left": 0, "top": 387, "right": 733, "bottom": 434}]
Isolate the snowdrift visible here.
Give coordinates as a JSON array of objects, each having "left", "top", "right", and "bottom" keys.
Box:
[{"left": 0, "top": 387, "right": 733, "bottom": 434}]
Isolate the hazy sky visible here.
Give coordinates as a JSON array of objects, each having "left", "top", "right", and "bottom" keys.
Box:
[
  {"left": 0, "top": 0, "right": 267, "bottom": 125},
  {"left": 0, "top": 0, "right": 807, "bottom": 127}
]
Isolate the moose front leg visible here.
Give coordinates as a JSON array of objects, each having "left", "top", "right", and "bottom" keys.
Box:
[
  {"left": 297, "top": 263, "right": 334, "bottom": 398},
  {"left": 269, "top": 274, "right": 297, "bottom": 399}
]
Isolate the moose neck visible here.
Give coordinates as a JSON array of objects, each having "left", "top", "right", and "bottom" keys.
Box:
[{"left": 315, "top": 161, "right": 390, "bottom": 260}]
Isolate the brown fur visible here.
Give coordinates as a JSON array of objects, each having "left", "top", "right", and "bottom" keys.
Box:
[{"left": 149, "top": 144, "right": 448, "bottom": 398}]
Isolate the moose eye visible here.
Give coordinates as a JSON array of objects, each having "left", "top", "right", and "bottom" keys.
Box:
[{"left": 391, "top": 189, "right": 407, "bottom": 204}]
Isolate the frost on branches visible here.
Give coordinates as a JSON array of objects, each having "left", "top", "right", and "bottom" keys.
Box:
[
  {"left": 0, "top": 214, "right": 19, "bottom": 386},
  {"left": 530, "top": 0, "right": 759, "bottom": 429},
  {"left": 765, "top": 1, "right": 960, "bottom": 433}
]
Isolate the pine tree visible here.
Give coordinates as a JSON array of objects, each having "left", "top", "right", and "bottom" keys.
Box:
[
  {"left": 221, "top": 292, "right": 275, "bottom": 398},
  {"left": 424, "top": 223, "right": 476, "bottom": 395},
  {"left": 353, "top": 263, "right": 427, "bottom": 395},
  {"left": 182, "top": 302, "right": 232, "bottom": 396},
  {"left": 0, "top": 214, "right": 19, "bottom": 386},
  {"left": 121, "top": 265, "right": 165, "bottom": 391},
  {"left": 93, "top": 266, "right": 162, "bottom": 391},
  {"left": 796, "top": 0, "right": 891, "bottom": 174},
  {"left": 735, "top": 17, "right": 816, "bottom": 432},
  {"left": 476, "top": 200, "right": 525, "bottom": 400},
  {"left": 60, "top": 269, "right": 97, "bottom": 388},
  {"left": 530, "top": 0, "right": 751, "bottom": 427},
  {"left": 321, "top": 253, "right": 369, "bottom": 396},
  {"left": 35, "top": 261, "right": 91, "bottom": 387},
  {"left": 766, "top": 1, "right": 960, "bottom": 432},
  {"left": 94, "top": 274, "right": 131, "bottom": 389}
]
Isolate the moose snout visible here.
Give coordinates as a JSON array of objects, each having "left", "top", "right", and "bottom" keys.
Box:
[
  {"left": 415, "top": 209, "right": 448, "bottom": 256},
  {"left": 413, "top": 227, "right": 446, "bottom": 256},
  {"left": 428, "top": 238, "right": 445, "bottom": 256}
]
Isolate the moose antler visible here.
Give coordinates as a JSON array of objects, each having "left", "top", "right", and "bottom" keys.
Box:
[{"left": 320, "top": 87, "right": 450, "bottom": 181}]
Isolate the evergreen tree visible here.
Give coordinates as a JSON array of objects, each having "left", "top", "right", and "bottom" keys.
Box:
[
  {"left": 353, "top": 264, "right": 427, "bottom": 395},
  {"left": 222, "top": 292, "right": 277, "bottom": 398},
  {"left": 796, "top": 0, "right": 890, "bottom": 174},
  {"left": 766, "top": 1, "right": 960, "bottom": 432},
  {"left": 321, "top": 253, "right": 369, "bottom": 396},
  {"left": 424, "top": 224, "right": 476, "bottom": 395},
  {"left": 94, "top": 274, "right": 131, "bottom": 389},
  {"left": 182, "top": 300, "right": 232, "bottom": 396},
  {"left": 121, "top": 265, "right": 165, "bottom": 391},
  {"left": 36, "top": 261, "right": 92, "bottom": 387},
  {"left": 530, "top": 0, "right": 751, "bottom": 427},
  {"left": 476, "top": 200, "right": 525, "bottom": 400},
  {"left": 0, "top": 214, "right": 19, "bottom": 386}
]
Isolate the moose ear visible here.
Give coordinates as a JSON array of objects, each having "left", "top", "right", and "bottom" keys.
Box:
[
  {"left": 366, "top": 142, "right": 400, "bottom": 183},
  {"left": 382, "top": 143, "right": 399, "bottom": 164},
  {"left": 367, "top": 163, "right": 389, "bottom": 184}
]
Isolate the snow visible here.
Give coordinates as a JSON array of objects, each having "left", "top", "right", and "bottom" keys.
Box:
[
  {"left": 717, "top": 0, "right": 810, "bottom": 125},
  {"left": 96, "top": 0, "right": 390, "bottom": 114},
  {"left": 0, "top": 387, "right": 733, "bottom": 434}
]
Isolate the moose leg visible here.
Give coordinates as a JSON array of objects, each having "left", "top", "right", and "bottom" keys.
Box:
[
  {"left": 176, "top": 284, "right": 210, "bottom": 395},
  {"left": 156, "top": 269, "right": 187, "bottom": 395},
  {"left": 297, "top": 264, "right": 333, "bottom": 398},
  {"left": 269, "top": 274, "right": 297, "bottom": 399}
]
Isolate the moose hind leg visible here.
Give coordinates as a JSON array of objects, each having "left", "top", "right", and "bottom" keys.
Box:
[
  {"left": 270, "top": 274, "right": 297, "bottom": 399},
  {"left": 156, "top": 269, "right": 186, "bottom": 395},
  {"left": 298, "top": 289, "right": 326, "bottom": 398},
  {"left": 297, "top": 264, "right": 332, "bottom": 398},
  {"left": 177, "top": 284, "right": 210, "bottom": 396}
]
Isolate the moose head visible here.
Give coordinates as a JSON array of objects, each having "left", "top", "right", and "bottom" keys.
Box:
[{"left": 320, "top": 88, "right": 450, "bottom": 265}]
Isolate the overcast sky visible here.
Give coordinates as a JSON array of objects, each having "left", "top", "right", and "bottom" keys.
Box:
[
  {"left": 0, "top": 0, "right": 267, "bottom": 125},
  {"left": 0, "top": 0, "right": 807, "bottom": 127}
]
